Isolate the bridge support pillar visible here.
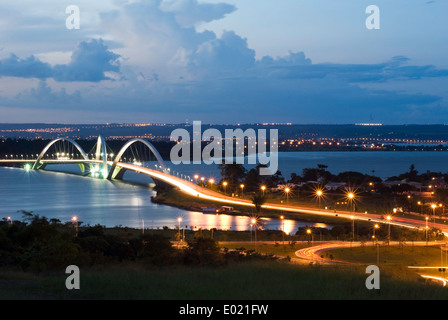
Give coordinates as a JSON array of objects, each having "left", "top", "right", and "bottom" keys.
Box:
[{"left": 152, "top": 178, "right": 174, "bottom": 191}]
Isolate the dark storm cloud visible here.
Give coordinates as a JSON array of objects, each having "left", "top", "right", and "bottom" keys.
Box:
[{"left": 0, "top": 39, "right": 120, "bottom": 82}]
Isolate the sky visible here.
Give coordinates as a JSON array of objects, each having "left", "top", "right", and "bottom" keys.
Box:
[{"left": 0, "top": 0, "right": 447, "bottom": 125}]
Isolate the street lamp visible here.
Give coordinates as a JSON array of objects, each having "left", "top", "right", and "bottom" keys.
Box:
[
  {"left": 280, "top": 215, "right": 285, "bottom": 244},
  {"left": 261, "top": 185, "right": 266, "bottom": 195},
  {"left": 208, "top": 179, "right": 214, "bottom": 188},
  {"left": 7, "top": 216, "right": 12, "bottom": 225},
  {"left": 285, "top": 187, "right": 290, "bottom": 204},
  {"left": 200, "top": 177, "right": 205, "bottom": 187},
  {"left": 346, "top": 191, "right": 355, "bottom": 212},
  {"left": 307, "top": 228, "right": 314, "bottom": 246},
  {"left": 222, "top": 181, "right": 228, "bottom": 193},
  {"left": 432, "top": 203, "right": 437, "bottom": 223},
  {"left": 240, "top": 184, "right": 245, "bottom": 197},
  {"left": 316, "top": 189, "right": 324, "bottom": 210},
  {"left": 72, "top": 216, "right": 78, "bottom": 237},
  {"left": 251, "top": 218, "right": 257, "bottom": 250},
  {"left": 386, "top": 215, "right": 391, "bottom": 245},
  {"left": 373, "top": 224, "right": 379, "bottom": 243}
]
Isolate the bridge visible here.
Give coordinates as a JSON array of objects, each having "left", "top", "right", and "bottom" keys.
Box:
[{"left": 1, "top": 135, "right": 448, "bottom": 236}]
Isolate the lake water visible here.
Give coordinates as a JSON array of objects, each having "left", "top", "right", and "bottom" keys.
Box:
[
  {"left": 1, "top": 151, "right": 448, "bottom": 233},
  {"left": 167, "top": 151, "right": 448, "bottom": 180},
  {"left": 0, "top": 165, "right": 310, "bottom": 234}
]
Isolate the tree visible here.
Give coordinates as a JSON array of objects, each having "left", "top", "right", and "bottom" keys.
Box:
[
  {"left": 408, "top": 164, "right": 418, "bottom": 181},
  {"left": 219, "top": 163, "right": 246, "bottom": 192},
  {"left": 183, "top": 236, "right": 222, "bottom": 265},
  {"left": 264, "top": 170, "right": 285, "bottom": 187},
  {"left": 140, "top": 234, "right": 175, "bottom": 266},
  {"left": 251, "top": 192, "right": 267, "bottom": 215},
  {"left": 244, "top": 168, "right": 261, "bottom": 192}
]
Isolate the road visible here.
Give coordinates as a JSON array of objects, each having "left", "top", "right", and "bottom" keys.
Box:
[{"left": 293, "top": 241, "right": 446, "bottom": 264}]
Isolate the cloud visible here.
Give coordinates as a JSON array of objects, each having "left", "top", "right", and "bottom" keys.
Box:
[
  {"left": 53, "top": 39, "right": 121, "bottom": 82},
  {"left": 255, "top": 54, "right": 448, "bottom": 84},
  {"left": 0, "top": 39, "right": 120, "bottom": 82},
  {"left": 0, "top": 54, "right": 53, "bottom": 79},
  {"left": 25, "top": 81, "right": 82, "bottom": 105},
  {"left": 190, "top": 31, "right": 256, "bottom": 75},
  {"left": 0, "top": 0, "right": 447, "bottom": 125},
  {"left": 160, "top": 0, "right": 236, "bottom": 27}
]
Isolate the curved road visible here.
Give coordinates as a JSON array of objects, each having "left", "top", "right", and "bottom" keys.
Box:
[{"left": 294, "top": 241, "right": 444, "bottom": 264}]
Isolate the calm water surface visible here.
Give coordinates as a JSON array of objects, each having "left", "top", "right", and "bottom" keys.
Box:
[{"left": 0, "top": 166, "right": 307, "bottom": 234}]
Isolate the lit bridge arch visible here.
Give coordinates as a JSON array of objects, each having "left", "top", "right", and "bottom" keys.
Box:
[
  {"left": 107, "top": 138, "right": 167, "bottom": 180},
  {"left": 10, "top": 135, "right": 174, "bottom": 189},
  {"left": 33, "top": 137, "right": 90, "bottom": 171}
]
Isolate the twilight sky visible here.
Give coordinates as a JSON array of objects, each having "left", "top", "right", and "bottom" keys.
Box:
[{"left": 0, "top": 0, "right": 447, "bottom": 124}]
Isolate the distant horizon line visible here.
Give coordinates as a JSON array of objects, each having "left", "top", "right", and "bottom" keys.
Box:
[{"left": 1, "top": 122, "right": 448, "bottom": 126}]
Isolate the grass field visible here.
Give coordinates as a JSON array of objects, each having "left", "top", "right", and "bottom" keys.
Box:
[
  {"left": 1, "top": 261, "right": 448, "bottom": 300},
  {"left": 325, "top": 244, "right": 448, "bottom": 266}
]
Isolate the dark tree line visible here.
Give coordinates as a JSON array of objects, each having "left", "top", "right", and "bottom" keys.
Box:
[{"left": 0, "top": 213, "right": 276, "bottom": 273}]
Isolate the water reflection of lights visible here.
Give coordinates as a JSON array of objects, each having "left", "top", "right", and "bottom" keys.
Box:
[
  {"left": 282, "top": 219, "right": 295, "bottom": 235},
  {"left": 178, "top": 211, "right": 331, "bottom": 235}
]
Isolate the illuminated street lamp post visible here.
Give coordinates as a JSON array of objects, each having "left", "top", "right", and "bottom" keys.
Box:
[
  {"left": 346, "top": 192, "right": 355, "bottom": 212},
  {"left": 285, "top": 187, "right": 290, "bottom": 204},
  {"left": 372, "top": 223, "right": 380, "bottom": 264},
  {"left": 251, "top": 218, "right": 257, "bottom": 250},
  {"left": 307, "top": 228, "right": 314, "bottom": 246},
  {"left": 280, "top": 215, "right": 285, "bottom": 244},
  {"left": 386, "top": 215, "right": 392, "bottom": 245},
  {"left": 316, "top": 189, "right": 323, "bottom": 210},
  {"left": 7, "top": 216, "right": 12, "bottom": 225},
  {"left": 372, "top": 224, "right": 379, "bottom": 243},
  {"left": 240, "top": 184, "right": 245, "bottom": 198},
  {"left": 222, "top": 181, "right": 228, "bottom": 194},
  {"left": 208, "top": 179, "right": 214, "bottom": 189},
  {"left": 417, "top": 201, "right": 423, "bottom": 214},
  {"left": 261, "top": 185, "right": 266, "bottom": 196},
  {"left": 432, "top": 203, "right": 437, "bottom": 223},
  {"left": 200, "top": 177, "right": 205, "bottom": 187},
  {"left": 72, "top": 216, "right": 78, "bottom": 237}
]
